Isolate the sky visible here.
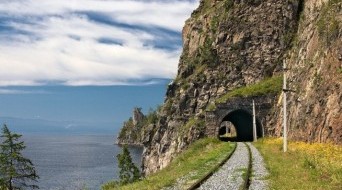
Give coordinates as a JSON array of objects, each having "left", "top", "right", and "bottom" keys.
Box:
[{"left": 0, "top": 0, "right": 200, "bottom": 133}]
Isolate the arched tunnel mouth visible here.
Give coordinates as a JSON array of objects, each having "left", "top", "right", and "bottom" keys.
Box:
[{"left": 218, "top": 109, "right": 263, "bottom": 142}]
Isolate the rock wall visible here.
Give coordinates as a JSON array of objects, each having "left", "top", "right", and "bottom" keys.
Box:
[
  {"left": 133, "top": 108, "right": 145, "bottom": 126},
  {"left": 271, "top": 0, "right": 342, "bottom": 143},
  {"left": 142, "top": 0, "right": 301, "bottom": 175},
  {"left": 118, "top": 0, "right": 342, "bottom": 175}
]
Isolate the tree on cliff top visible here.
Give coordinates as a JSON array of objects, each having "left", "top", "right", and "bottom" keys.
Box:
[
  {"left": 0, "top": 124, "right": 39, "bottom": 190},
  {"left": 117, "top": 145, "right": 141, "bottom": 185}
]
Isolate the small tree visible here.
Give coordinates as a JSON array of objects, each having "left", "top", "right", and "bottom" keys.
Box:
[
  {"left": 117, "top": 146, "right": 141, "bottom": 185},
  {"left": 0, "top": 124, "right": 39, "bottom": 190}
]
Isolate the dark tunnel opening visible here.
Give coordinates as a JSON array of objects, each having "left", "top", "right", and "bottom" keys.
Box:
[
  {"left": 218, "top": 109, "right": 263, "bottom": 142},
  {"left": 218, "top": 121, "right": 237, "bottom": 141}
]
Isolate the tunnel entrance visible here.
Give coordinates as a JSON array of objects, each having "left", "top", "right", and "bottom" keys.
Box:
[
  {"left": 218, "top": 121, "right": 237, "bottom": 141},
  {"left": 218, "top": 109, "right": 263, "bottom": 142}
]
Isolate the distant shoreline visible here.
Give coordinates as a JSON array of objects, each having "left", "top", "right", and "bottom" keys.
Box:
[{"left": 115, "top": 142, "right": 143, "bottom": 147}]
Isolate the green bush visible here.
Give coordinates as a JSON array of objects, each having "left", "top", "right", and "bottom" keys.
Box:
[
  {"left": 163, "top": 99, "right": 173, "bottom": 113},
  {"left": 338, "top": 67, "right": 342, "bottom": 74},
  {"left": 117, "top": 146, "right": 141, "bottom": 185},
  {"left": 225, "top": 0, "right": 234, "bottom": 11},
  {"left": 210, "top": 16, "right": 219, "bottom": 33},
  {"left": 145, "top": 108, "right": 159, "bottom": 125},
  {"left": 118, "top": 118, "right": 133, "bottom": 139},
  {"left": 329, "top": 19, "right": 339, "bottom": 41},
  {"left": 206, "top": 103, "right": 216, "bottom": 111},
  {"left": 199, "top": 37, "right": 218, "bottom": 67}
]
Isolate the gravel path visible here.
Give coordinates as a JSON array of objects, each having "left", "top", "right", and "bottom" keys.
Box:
[
  {"left": 197, "top": 142, "right": 249, "bottom": 190},
  {"left": 248, "top": 143, "right": 269, "bottom": 190}
]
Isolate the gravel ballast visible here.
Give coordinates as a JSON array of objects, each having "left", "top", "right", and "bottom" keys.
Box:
[
  {"left": 248, "top": 143, "right": 269, "bottom": 190},
  {"left": 197, "top": 142, "right": 249, "bottom": 190},
  {"left": 196, "top": 142, "right": 269, "bottom": 190}
]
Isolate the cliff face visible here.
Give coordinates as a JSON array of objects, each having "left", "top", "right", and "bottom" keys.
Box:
[
  {"left": 272, "top": 0, "right": 342, "bottom": 143},
  {"left": 117, "top": 108, "right": 158, "bottom": 146},
  {"left": 117, "top": 0, "right": 341, "bottom": 175},
  {"left": 142, "top": 0, "right": 301, "bottom": 174}
]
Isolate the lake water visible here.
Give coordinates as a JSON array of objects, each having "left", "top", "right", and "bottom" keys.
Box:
[{"left": 21, "top": 134, "right": 143, "bottom": 190}]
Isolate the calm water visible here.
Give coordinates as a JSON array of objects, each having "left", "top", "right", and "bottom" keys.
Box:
[{"left": 22, "top": 134, "right": 143, "bottom": 190}]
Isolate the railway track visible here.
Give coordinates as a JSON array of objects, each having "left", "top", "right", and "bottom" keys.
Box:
[{"left": 190, "top": 142, "right": 268, "bottom": 190}]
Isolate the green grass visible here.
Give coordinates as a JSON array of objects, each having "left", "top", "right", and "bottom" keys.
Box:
[
  {"left": 102, "top": 138, "right": 235, "bottom": 190},
  {"left": 206, "top": 75, "right": 283, "bottom": 111},
  {"left": 206, "top": 102, "right": 216, "bottom": 111},
  {"left": 338, "top": 67, "right": 342, "bottom": 74},
  {"left": 216, "top": 75, "right": 283, "bottom": 104},
  {"left": 253, "top": 138, "right": 342, "bottom": 190}
]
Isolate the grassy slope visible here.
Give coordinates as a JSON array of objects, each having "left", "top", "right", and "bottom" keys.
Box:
[
  {"left": 254, "top": 138, "right": 342, "bottom": 190},
  {"left": 207, "top": 75, "right": 283, "bottom": 111},
  {"left": 216, "top": 75, "right": 283, "bottom": 104},
  {"left": 102, "top": 138, "right": 235, "bottom": 190}
]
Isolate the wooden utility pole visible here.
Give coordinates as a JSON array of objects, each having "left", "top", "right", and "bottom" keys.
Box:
[
  {"left": 283, "top": 61, "right": 288, "bottom": 152},
  {"left": 252, "top": 100, "right": 257, "bottom": 142}
]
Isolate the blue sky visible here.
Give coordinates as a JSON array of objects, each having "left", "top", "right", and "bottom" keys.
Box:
[
  {"left": 0, "top": 83, "right": 169, "bottom": 133},
  {"left": 0, "top": 0, "right": 199, "bottom": 133}
]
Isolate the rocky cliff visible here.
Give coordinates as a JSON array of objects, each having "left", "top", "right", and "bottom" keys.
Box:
[
  {"left": 117, "top": 0, "right": 342, "bottom": 175},
  {"left": 117, "top": 107, "right": 158, "bottom": 146},
  {"left": 271, "top": 0, "right": 342, "bottom": 143},
  {"left": 142, "top": 0, "right": 302, "bottom": 174}
]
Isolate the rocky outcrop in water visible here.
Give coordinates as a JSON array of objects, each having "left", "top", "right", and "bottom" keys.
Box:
[{"left": 117, "top": 107, "right": 159, "bottom": 146}]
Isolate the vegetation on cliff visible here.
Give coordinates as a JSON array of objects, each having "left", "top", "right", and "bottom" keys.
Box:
[
  {"left": 207, "top": 75, "right": 283, "bottom": 111},
  {"left": 254, "top": 138, "right": 342, "bottom": 189},
  {"left": 316, "top": 0, "right": 340, "bottom": 46},
  {"left": 276, "top": 0, "right": 342, "bottom": 143},
  {"left": 217, "top": 75, "right": 283, "bottom": 102},
  {"left": 118, "top": 0, "right": 342, "bottom": 176},
  {"left": 117, "top": 107, "right": 159, "bottom": 145},
  {"left": 180, "top": 117, "right": 206, "bottom": 137},
  {"left": 103, "top": 138, "right": 235, "bottom": 190}
]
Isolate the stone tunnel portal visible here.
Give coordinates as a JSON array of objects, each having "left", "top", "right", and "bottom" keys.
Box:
[{"left": 219, "top": 109, "right": 263, "bottom": 142}]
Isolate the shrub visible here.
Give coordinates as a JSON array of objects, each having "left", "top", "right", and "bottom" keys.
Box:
[
  {"left": 225, "top": 0, "right": 234, "bottom": 11},
  {"left": 206, "top": 103, "right": 216, "bottom": 111},
  {"left": 117, "top": 146, "right": 141, "bottom": 185},
  {"left": 338, "top": 67, "right": 342, "bottom": 74},
  {"left": 145, "top": 108, "right": 159, "bottom": 125},
  {"left": 0, "top": 124, "right": 39, "bottom": 190}
]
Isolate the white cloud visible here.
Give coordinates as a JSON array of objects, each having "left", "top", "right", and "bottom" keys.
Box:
[
  {"left": 0, "top": 89, "right": 48, "bottom": 94},
  {"left": 0, "top": 0, "right": 199, "bottom": 86},
  {"left": 0, "top": 0, "right": 197, "bottom": 31}
]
